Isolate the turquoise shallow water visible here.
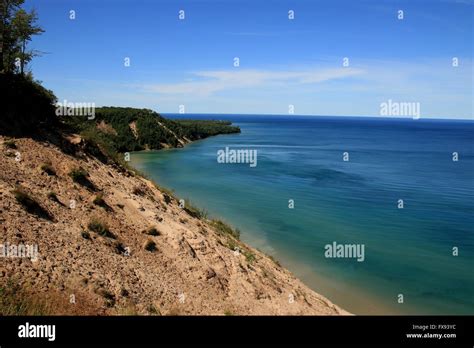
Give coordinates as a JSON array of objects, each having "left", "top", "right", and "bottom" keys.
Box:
[{"left": 130, "top": 114, "right": 474, "bottom": 314}]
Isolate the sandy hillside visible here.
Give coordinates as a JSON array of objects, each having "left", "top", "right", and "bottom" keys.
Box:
[{"left": 0, "top": 134, "right": 348, "bottom": 315}]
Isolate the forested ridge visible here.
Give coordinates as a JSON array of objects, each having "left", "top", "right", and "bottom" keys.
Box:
[{"left": 64, "top": 106, "right": 241, "bottom": 155}]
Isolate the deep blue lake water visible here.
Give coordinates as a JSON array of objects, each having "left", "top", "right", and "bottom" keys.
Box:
[{"left": 131, "top": 114, "right": 474, "bottom": 314}]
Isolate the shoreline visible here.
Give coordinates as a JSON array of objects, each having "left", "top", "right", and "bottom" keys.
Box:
[
  {"left": 1, "top": 132, "right": 350, "bottom": 315},
  {"left": 129, "top": 141, "right": 352, "bottom": 315},
  {"left": 130, "top": 120, "right": 450, "bottom": 315},
  {"left": 136, "top": 170, "right": 352, "bottom": 315}
]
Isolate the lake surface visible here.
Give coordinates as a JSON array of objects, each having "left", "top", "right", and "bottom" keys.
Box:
[{"left": 130, "top": 114, "right": 474, "bottom": 314}]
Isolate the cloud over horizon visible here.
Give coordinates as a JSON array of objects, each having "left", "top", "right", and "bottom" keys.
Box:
[{"left": 139, "top": 67, "right": 366, "bottom": 97}]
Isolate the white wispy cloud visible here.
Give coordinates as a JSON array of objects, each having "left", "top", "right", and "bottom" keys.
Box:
[
  {"left": 139, "top": 68, "right": 365, "bottom": 97},
  {"left": 56, "top": 59, "right": 471, "bottom": 118}
]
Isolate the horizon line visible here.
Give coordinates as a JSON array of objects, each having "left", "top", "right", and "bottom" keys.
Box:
[{"left": 159, "top": 112, "right": 474, "bottom": 121}]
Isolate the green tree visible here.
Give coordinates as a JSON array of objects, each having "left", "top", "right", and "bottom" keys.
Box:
[
  {"left": 11, "top": 8, "right": 43, "bottom": 75},
  {"left": 0, "top": 1, "right": 43, "bottom": 75},
  {"left": 0, "top": 0, "right": 24, "bottom": 73}
]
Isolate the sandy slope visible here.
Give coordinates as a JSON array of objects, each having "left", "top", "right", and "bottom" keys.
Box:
[{"left": 0, "top": 135, "right": 349, "bottom": 315}]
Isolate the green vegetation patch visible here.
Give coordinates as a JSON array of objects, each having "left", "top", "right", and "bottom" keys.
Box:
[
  {"left": 40, "top": 163, "right": 56, "bottom": 176},
  {"left": 0, "top": 280, "right": 51, "bottom": 315},
  {"left": 69, "top": 168, "right": 96, "bottom": 190},
  {"left": 62, "top": 107, "right": 240, "bottom": 157},
  {"left": 98, "top": 289, "right": 116, "bottom": 308},
  {"left": 12, "top": 187, "right": 53, "bottom": 220},
  {"left": 210, "top": 219, "right": 240, "bottom": 240},
  {"left": 183, "top": 199, "right": 208, "bottom": 219},
  {"left": 88, "top": 218, "right": 115, "bottom": 239},
  {"left": 174, "top": 119, "right": 241, "bottom": 139},
  {"left": 92, "top": 193, "right": 112, "bottom": 211}
]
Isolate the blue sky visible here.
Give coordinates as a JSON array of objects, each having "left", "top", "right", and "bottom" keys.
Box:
[{"left": 26, "top": 0, "right": 473, "bottom": 118}]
